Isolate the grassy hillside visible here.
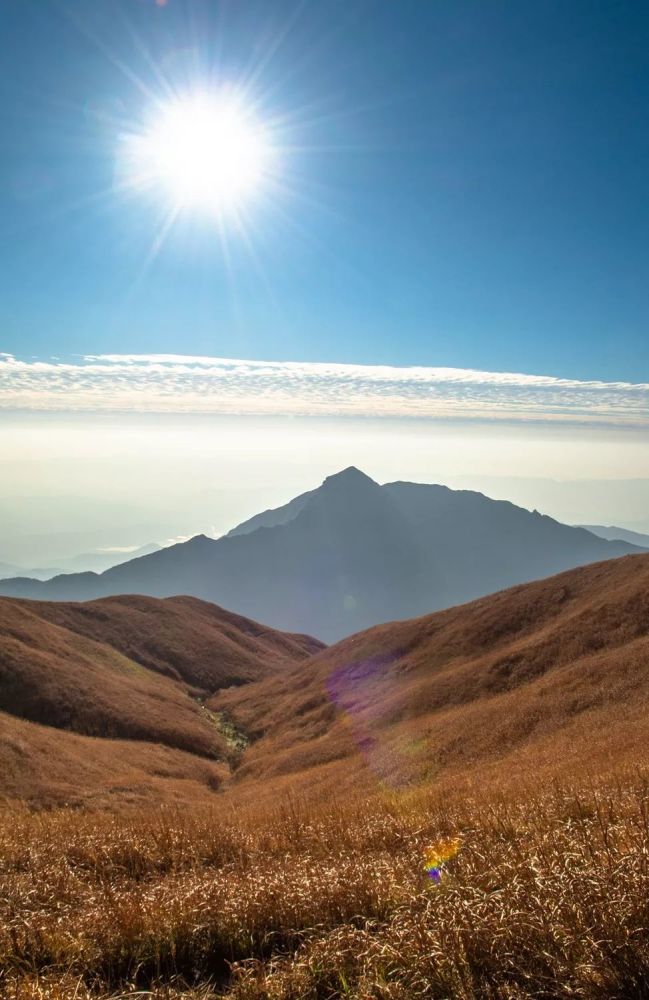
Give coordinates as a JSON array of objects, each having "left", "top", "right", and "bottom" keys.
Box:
[
  {"left": 18, "top": 593, "right": 323, "bottom": 688},
  {"left": 213, "top": 553, "right": 649, "bottom": 791},
  {"left": 0, "top": 595, "right": 323, "bottom": 806},
  {"left": 0, "top": 598, "right": 233, "bottom": 758},
  {"left": 4, "top": 554, "right": 649, "bottom": 808},
  {"left": 0, "top": 711, "right": 229, "bottom": 809},
  {"left": 3, "top": 556, "right": 649, "bottom": 996}
]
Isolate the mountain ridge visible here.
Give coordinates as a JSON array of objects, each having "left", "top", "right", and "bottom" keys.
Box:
[
  {"left": 579, "top": 523, "right": 649, "bottom": 548},
  {"left": 0, "top": 468, "right": 642, "bottom": 640}
]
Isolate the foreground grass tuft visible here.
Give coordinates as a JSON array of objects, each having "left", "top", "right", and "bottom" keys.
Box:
[{"left": 2, "top": 773, "right": 649, "bottom": 998}]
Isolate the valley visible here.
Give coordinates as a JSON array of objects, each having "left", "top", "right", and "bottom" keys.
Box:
[
  {"left": 3, "top": 552, "right": 649, "bottom": 810},
  {"left": 2, "top": 536, "right": 649, "bottom": 998}
]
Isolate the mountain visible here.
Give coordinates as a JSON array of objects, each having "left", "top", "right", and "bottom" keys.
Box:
[
  {"left": 0, "top": 545, "right": 161, "bottom": 581},
  {"left": 579, "top": 524, "right": 649, "bottom": 548},
  {"left": 0, "top": 543, "right": 162, "bottom": 581},
  {"left": 55, "top": 542, "right": 163, "bottom": 574},
  {"left": 226, "top": 487, "right": 316, "bottom": 537},
  {"left": 212, "top": 552, "right": 649, "bottom": 797},
  {"left": 0, "top": 560, "right": 63, "bottom": 581},
  {"left": 0, "top": 560, "right": 22, "bottom": 579},
  {"left": 0, "top": 594, "right": 323, "bottom": 807},
  {"left": 0, "top": 467, "right": 642, "bottom": 641}
]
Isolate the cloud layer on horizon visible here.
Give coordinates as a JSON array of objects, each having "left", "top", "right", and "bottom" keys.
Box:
[{"left": 1, "top": 353, "right": 648, "bottom": 428}]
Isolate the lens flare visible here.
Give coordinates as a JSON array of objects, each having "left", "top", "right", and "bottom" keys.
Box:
[{"left": 423, "top": 837, "right": 461, "bottom": 883}]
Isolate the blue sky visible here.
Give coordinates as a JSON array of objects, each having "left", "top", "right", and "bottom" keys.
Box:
[{"left": 1, "top": 0, "right": 648, "bottom": 382}]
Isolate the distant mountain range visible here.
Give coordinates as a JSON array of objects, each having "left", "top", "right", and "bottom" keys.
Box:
[
  {"left": 579, "top": 524, "right": 649, "bottom": 548},
  {"left": 0, "top": 560, "right": 65, "bottom": 581},
  {"left": 0, "top": 467, "right": 643, "bottom": 640},
  {"left": 0, "top": 542, "right": 161, "bottom": 581}
]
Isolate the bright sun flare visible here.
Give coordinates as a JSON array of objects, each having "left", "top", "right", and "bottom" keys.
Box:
[{"left": 127, "top": 92, "right": 271, "bottom": 216}]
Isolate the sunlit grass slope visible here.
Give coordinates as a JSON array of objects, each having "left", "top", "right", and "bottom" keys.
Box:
[
  {"left": 214, "top": 553, "right": 649, "bottom": 795},
  {"left": 3, "top": 556, "right": 649, "bottom": 995},
  {"left": 2, "top": 769, "right": 649, "bottom": 998}
]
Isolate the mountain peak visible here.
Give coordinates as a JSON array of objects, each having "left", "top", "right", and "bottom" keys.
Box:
[{"left": 321, "top": 466, "right": 378, "bottom": 489}]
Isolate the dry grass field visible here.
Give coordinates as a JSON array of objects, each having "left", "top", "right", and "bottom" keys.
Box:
[
  {"left": 213, "top": 554, "right": 649, "bottom": 793},
  {"left": 0, "top": 595, "right": 323, "bottom": 808},
  {"left": 2, "top": 765, "right": 649, "bottom": 999},
  {"left": 3, "top": 556, "right": 649, "bottom": 996}
]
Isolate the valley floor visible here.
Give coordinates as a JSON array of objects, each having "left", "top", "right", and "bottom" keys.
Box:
[{"left": 3, "top": 764, "right": 649, "bottom": 999}]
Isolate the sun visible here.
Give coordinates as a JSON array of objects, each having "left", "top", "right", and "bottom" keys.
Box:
[{"left": 124, "top": 91, "right": 272, "bottom": 216}]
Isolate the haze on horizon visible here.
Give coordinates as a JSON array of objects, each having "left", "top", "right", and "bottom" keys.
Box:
[
  {"left": 0, "top": 0, "right": 648, "bottom": 565},
  {"left": 1, "top": 411, "right": 649, "bottom": 566}
]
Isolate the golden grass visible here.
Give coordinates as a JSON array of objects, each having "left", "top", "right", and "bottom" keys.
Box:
[
  {"left": 4, "top": 557, "right": 649, "bottom": 995},
  {"left": 2, "top": 768, "right": 649, "bottom": 999},
  {"left": 212, "top": 554, "right": 649, "bottom": 791},
  {"left": 0, "top": 595, "right": 324, "bottom": 808}
]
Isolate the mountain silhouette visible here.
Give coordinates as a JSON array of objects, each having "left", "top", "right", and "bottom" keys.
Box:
[
  {"left": 0, "top": 467, "right": 642, "bottom": 640},
  {"left": 579, "top": 524, "right": 649, "bottom": 548}
]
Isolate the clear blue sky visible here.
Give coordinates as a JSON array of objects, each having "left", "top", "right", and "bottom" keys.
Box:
[{"left": 1, "top": 0, "right": 647, "bottom": 382}]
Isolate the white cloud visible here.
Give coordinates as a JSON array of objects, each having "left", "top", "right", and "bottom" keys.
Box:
[{"left": 0, "top": 352, "right": 648, "bottom": 427}]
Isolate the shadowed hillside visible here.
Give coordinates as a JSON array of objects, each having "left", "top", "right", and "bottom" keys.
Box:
[
  {"left": 0, "top": 468, "right": 641, "bottom": 640},
  {"left": 0, "top": 595, "right": 323, "bottom": 807},
  {"left": 26, "top": 593, "right": 322, "bottom": 689}
]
